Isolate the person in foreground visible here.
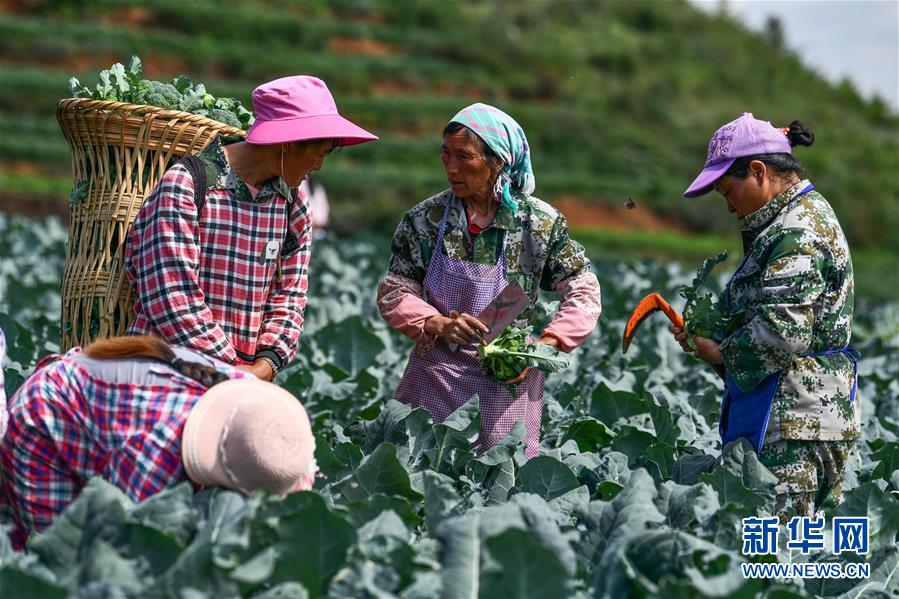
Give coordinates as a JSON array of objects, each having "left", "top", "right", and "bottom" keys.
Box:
[
  {"left": 672, "top": 112, "right": 859, "bottom": 522},
  {"left": 377, "top": 103, "right": 602, "bottom": 458},
  {"left": 0, "top": 336, "right": 317, "bottom": 549},
  {"left": 125, "top": 76, "right": 377, "bottom": 382}
]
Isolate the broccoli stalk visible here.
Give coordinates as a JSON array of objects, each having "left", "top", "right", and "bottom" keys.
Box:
[{"left": 477, "top": 326, "right": 569, "bottom": 389}]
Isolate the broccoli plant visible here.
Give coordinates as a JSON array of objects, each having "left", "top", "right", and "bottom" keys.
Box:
[
  {"left": 477, "top": 326, "right": 569, "bottom": 392},
  {"left": 68, "top": 56, "right": 253, "bottom": 130},
  {"left": 678, "top": 251, "right": 740, "bottom": 349}
]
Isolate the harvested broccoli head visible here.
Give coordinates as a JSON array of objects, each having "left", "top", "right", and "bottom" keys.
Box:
[
  {"left": 141, "top": 81, "right": 181, "bottom": 111},
  {"left": 66, "top": 56, "right": 255, "bottom": 131},
  {"left": 207, "top": 109, "right": 242, "bottom": 129},
  {"left": 477, "top": 326, "right": 569, "bottom": 388}
]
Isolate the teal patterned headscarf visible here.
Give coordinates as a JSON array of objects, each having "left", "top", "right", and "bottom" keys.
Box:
[{"left": 448, "top": 103, "right": 535, "bottom": 211}]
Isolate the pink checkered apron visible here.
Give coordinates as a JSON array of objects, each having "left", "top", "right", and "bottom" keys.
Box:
[{"left": 394, "top": 197, "right": 544, "bottom": 458}]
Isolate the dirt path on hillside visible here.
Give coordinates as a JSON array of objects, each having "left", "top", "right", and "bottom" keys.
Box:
[{"left": 554, "top": 196, "right": 686, "bottom": 233}]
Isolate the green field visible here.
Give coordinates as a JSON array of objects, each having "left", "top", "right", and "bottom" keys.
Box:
[{"left": 1, "top": 214, "right": 898, "bottom": 597}]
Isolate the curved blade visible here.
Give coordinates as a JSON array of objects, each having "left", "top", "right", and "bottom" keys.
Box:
[
  {"left": 479, "top": 281, "right": 529, "bottom": 345},
  {"left": 622, "top": 293, "right": 684, "bottom": 353}
]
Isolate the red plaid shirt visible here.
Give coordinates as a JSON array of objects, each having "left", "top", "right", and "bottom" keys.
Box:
[
  {"left": 0, "top": 348, "right": 249, "bottom": 549},
  {"left": 125, "top": 136, "right": 313, "bottom": 370}
]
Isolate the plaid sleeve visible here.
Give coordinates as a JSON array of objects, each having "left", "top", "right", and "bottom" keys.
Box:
[
  {"left": 0, "top": 329, "right": 6, "bottom": 438},
  {"left": 125, "top": 164, "right": 237, "bottom": 364},
  {"left": 0, "top": 370, "right": 82, "bottom": 545},
  {"left": 256, "top": 197, "right": 314, "bottom": 369}
]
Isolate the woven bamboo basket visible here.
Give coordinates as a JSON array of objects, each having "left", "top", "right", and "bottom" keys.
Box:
[{"left": 56, "top": 98, "right": 245, "bottom": 350}]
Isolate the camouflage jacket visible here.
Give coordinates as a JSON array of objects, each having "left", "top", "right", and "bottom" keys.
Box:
[
  {"left": 386, "top": 189, "right": 594, "bottom": 308},
  {"left": 720, "top": 180, "right": 859, "bottom": 442}
]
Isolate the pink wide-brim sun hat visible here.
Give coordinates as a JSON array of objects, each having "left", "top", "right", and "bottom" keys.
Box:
[
  {"left": 245, "top": 75, "right": 377, "bottom": 147},
  {"left": 182, "top": 378, "right": 317, "bottom": 496}
]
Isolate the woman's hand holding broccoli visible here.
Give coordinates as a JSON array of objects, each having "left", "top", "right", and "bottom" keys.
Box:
[
  {"left": 425, "top": 311, "right": 490, "bottom": 346},
  {"left": 502, "top": 336, "right": 560, "bottom": 384},
  {"left": 669, "top": 325, "right": 724, "bottom": 365}
]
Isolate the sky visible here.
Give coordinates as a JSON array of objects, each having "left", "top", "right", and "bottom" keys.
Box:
[{"left": 690, "top": 0, "right": 899, "bottom": 112}]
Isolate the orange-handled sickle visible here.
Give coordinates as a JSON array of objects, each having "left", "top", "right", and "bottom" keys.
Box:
[{"left": 622, "top": 292, "right": 725, "bottom": 379}]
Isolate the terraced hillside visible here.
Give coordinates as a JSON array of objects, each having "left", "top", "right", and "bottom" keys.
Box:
[{"left": 1, "top": 0, "right": 896, "bottom": 249}]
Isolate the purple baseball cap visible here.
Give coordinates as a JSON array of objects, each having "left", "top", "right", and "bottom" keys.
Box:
[
  {"left": 683, "top": 112, "right": 791, "bottom": 198},
  {"left": 246, "top": 76, "right": 377, "bottom": 147}
]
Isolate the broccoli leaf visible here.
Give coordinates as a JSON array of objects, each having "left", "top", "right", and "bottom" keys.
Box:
[
  {"left": 126, "top": 55, "right": 143, "bottom": 87},
  {"left": 65, "top": 56, "right": 254, "bottom": 130},
  {"left": 68, "top": 180, "right": 90, "bottom": 205},
  {"left": 68, "top": 76, "right": 90, "bottom": 98},
  {"left": 679, "top": 251, "right": 738, "bottom": 347},
  {"left": 96, "top": 70, "right": 114, "bottom": 101},
  {"left": 171, "top": 74, "right": 194, "bottom": 94},
  {"left": 108, "top": 63, "right": 130, "bottom": 96},
  {"left": 477, "top": 326, "right": 570, "bottom": 387}
]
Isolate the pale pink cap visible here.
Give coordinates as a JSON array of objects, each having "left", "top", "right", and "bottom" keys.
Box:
[
  {"left": 182, "top": 379, "right": 317, "bottom": 495},
  {"left": 245, "top": 75, "right": 377, "bottom": 147}
]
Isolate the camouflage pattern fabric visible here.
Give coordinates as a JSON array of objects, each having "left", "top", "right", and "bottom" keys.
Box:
[
  {"left": 719, "top": 180, "right": 859, "bottom": 444},
  {"left": 386, "top": 189, "right": 593, "bottom": 312},
  {"left": 759, "top": 439, "right": 853, "bottom": 524}
]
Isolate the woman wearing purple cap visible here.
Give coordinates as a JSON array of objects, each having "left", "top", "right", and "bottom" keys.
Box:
[
  {"left": 125, "top": 76, "right": 376, "bottom": 380},
  {"left": 673, "top": 113, "right": 858, "bottom": 523}
]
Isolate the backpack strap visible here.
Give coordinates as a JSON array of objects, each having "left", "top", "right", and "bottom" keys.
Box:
[
  {"left": 177, "top": 155, "right": 207, "bottom": 215},
  {"left": 281, "top": 186, "right": 300, "bottom": 256}
]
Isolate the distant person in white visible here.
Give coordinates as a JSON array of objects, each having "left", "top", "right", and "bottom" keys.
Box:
[{"left": 301, "top": 177, "right": 330, "bottom": 240}]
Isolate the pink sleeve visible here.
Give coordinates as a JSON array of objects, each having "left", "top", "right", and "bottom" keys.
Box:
[
  {"left": 542, "top": 271, "right": 602, "bottom": 352},
  {"left": 377, "top": 273, "right": 442, "bottom": 344}
]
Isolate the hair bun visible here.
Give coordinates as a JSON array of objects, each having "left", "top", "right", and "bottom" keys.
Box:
[{"left": 786, "top": 120, "right": 815, "bottom": 148}]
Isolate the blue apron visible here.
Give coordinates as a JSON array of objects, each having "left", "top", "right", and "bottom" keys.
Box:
[
  {"left": 720, "top": 347, "right": 859, "bottom": 454},
  {"left": 717, "top": 183, "right": 860, "bottom": 454}
]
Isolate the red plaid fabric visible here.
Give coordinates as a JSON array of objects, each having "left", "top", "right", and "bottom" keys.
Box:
[
  {"left": 125, "top": 149, "right": 312, "bottom": 369},
  {"left": 0, "top": 329, "right": 6, "bottom": 438},
  {"left": 0, "top": 348, "right": 248, "bottom": 549}
]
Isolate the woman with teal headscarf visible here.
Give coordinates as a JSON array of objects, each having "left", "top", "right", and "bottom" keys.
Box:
[{"left": 377, "top": 103, "right": 602, "bottom": 458}]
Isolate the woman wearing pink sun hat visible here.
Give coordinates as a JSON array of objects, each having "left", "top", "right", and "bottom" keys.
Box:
[
  {"left": 125, "top": 76, "right": 376, "bottom": 380},
  {"left": 0, "top": 335, "right": 317, "bottom": 550}
]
